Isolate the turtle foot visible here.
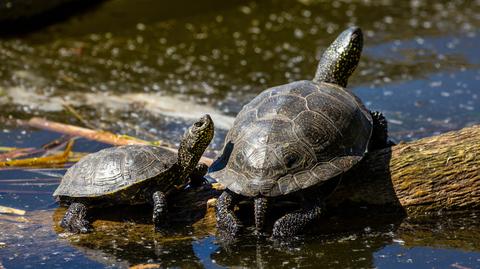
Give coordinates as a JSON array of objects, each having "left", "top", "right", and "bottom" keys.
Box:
[
  {"left": 271, "top": 204, "right": 322, "bottom": 239},
  {"left": 60, "top": 202, "right": 91, "bottom": 233},
  {"left": 217, "top": 211, "right": 243, "bottom": 237},
  {"left": 370, "top": 111, "right": 391, "bottom": 150},
  {"left": 216, "top": 191, "right": 242, "bottom": 237}
]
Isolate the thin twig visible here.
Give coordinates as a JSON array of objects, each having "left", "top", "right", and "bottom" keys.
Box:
[{"left": 62, "top": 102, "right": 97, "bottom": 129}]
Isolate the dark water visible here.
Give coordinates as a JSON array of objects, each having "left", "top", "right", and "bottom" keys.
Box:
[{"left": 1, "top": 0, "right": 480, "bottom": 268}]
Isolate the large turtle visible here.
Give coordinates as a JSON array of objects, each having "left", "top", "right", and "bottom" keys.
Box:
[
  {"left": 208, "top": 27, "right": 388, "bottom": 238},
  {"left": 53, "top": 115, "right": 214, "bottom": 233}
]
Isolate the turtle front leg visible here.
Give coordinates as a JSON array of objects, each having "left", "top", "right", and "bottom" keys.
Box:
[
  {"left": 369, "top": 111, "right": 391, "bottom": 151},
  {"left": 60, "top": 202, "right": 91, "bottom": 233},
  {"left": 272, "top": 199, "right": 323, "bottom": 238},
  {"left": 189, "top": 163, "right": 209, "bottom": 187},
  {"left": 152, "top": 191, "right": 168, "bottom": 229},
  {"left": 216, "top": 189, "right": 242, "bottom": 237},
  {"left": 254, "top": 196, "right": 268, "bottom": 236}
]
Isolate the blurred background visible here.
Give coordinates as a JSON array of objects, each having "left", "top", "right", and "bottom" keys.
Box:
[{"left": 1, "top": 0, "right": 479, "bottom": 149}]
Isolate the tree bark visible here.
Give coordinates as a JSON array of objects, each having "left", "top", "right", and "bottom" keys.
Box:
[{"left": 328, "top": 124, "right": 480, "bottom": 216}]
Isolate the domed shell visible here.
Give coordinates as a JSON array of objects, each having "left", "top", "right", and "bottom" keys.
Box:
[
  {"left": 209, "top": 80, "right": 372, "bottom": 197},
  {"left": 53, "top": 145, "right": 177, "bottom": 198}
]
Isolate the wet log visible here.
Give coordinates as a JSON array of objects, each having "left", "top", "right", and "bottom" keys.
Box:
[{"left": 328, "top": 124, "right": 480, "bottom": 216}]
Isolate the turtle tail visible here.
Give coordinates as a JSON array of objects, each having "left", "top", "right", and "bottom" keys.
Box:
[{"left": 313, "top": 26, "right": 363, "bottom": 88}]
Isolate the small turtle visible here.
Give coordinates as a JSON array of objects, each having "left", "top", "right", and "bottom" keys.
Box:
[
  {"left": 53, "top": 115, "right": 214, "bottom": 233},
  {"left": 209, "top": 27, "right": 388, "bottom": 238}
]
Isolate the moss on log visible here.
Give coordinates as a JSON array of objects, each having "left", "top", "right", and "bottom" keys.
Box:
[{"left": 329, "top": 124, "right": 480, "bottom": 216}]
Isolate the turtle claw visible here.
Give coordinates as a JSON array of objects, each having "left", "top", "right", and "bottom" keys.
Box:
[
  {"left": 153, "top": 223, "right": 168, "bottom": 235},
  {"left": 369, "top": 111, "right": 390, "bottom": 150},
  {"left": 61, "top": 202, "right": 91, "bottom": 233},
  {"left": 253, "top": 229, "right": 269, "bottom": 238}
]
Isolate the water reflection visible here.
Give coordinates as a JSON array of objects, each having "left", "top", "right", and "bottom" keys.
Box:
[{"left": 1, "top": 198, "right": 480, "bottom": 268}]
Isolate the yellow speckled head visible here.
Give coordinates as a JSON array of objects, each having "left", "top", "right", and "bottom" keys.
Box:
[
  {"left": 178, "top": 114, "right": 214, "bottom": 172},
  {"left": 313, "top": 26, "right": 363, "bottom": 87}
]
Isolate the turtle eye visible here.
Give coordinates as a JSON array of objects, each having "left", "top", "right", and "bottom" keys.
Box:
[{"left": 194, "top": 121, "right": 204, "bottom": 128}]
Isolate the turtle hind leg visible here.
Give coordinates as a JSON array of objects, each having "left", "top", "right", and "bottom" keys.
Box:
[
  {"left": 60, "top": 202, "right": 91, "bottom": 233},
  {"left": 369, "top": 111, "right": 392, "bottom": 151},
  {"left": 152, "top": 191, "right": 168, "bottom": 230},
  {"left": 216, "top": 190, "right": 242, "bottom": 238},
  {"left": 271, "top": 198, "right": 323, "bottom": 239}
]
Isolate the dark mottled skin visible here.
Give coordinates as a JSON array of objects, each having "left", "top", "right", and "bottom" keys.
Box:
[
  {"left": 152, "top": 191, "right": 168, "bottom": 228},
  {"left": 216, "top": 190, "right": 242, "bottom": 236},
  {"left": 313, "top": 27, "right": 363, "bottom": 88},
  {"left": 190, "top": 163, "right": 209, "bottom": 187},
  {"left": 272, "top": 199, "right": 323, "bottom": 238},
  {"left": 55, "top": 115, "right": 214, "bottom": 233},
  {"left": 213, "top": 27, "right": 390, "bottom": 239},
  {"left": 254, "top": 197, "right": 268, "bottom": 234},
  {"left": 61, "top": 203, "right": 91, "bottom": 233},
  {"left": 369, "top": 111, "right": 392, "bottom": 151}
]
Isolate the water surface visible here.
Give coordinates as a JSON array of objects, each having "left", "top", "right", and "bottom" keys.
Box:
[{"left": 1, "top": 0, "right": 480, "bottom": 268}]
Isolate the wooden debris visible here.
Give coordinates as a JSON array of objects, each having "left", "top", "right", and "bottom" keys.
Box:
[
  {"left": 27, "top": 117, "right": 154, "bottom": 146},
  {"left": 0, "top": 205, "right": 26, "bottom": 215},
  {"left": 0, "top": 147, "right": 35, "bottom": 161},
  {"left": 327, "top": 124, "right": 480, "bottom": 215}
]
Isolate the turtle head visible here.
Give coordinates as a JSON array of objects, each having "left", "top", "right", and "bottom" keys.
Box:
[
  {"left": 178, "top": 114, "right": 214, "bottom": 173},
  {"left": 313, "top": 26, "right": 363, "bottom": 87}
]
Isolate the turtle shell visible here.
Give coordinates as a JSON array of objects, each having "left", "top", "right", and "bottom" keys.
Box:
[
  {"left": 209, "top": 80, "right": 372, "bottom": 197},
  {"left": 53, "top": 145, "right": 177, "bottom": 198}
]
